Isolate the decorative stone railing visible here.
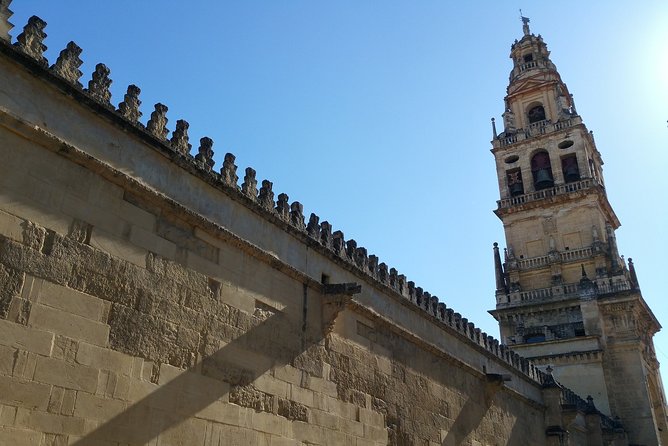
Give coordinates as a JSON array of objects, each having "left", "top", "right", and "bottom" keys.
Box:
[
  {"left": 0, "top": 4, "right": 553, "bottom": 385},
  {"left": 497, "top": 177, "right": 602, "bottom": 209},
  {"left": 514, "top": 246, "right": 595, "bottom": 270},
  {"left": 493, "top": 116, "right": 582, "bottom": 148}
]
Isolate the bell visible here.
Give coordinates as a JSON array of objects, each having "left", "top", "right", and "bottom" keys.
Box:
[
  {"left": 533, "top": 168, "right": 554, "bottom": 190},
  {"left": 563, "top": 165, "right": 580, "bottom": 183},
  {"left": 509, "top": 182, "right": 524, "bottom": 196}
]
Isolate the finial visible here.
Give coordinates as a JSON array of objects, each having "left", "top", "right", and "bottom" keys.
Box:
[
  {"left": 290, "top": 201, "right": 305, "bottom": 230},
  {"left": 118, "top": 85, "right": 142, "bottom": 124},
  {"left": 147, "top": 103, "right": 169, "bottom": 140},
  {"left": 580, "top": 264, "right": 587, "bottom": 278},
  {"left": 241, "top": 167, "right": 258, "bottom": 200},
  {"left": 15, "top": 15, "right": 47, "bottom": 66},
  {"left": 51, "top": 41, "right": 83, "bottom": 87},
  {"left": 220, "top": 153, "right": 238, "bottom": 187},
  {"left": 491, "top": 117, "right": 497, "bottom": 138},
  {"left": 0, "top": 0, "right": 14, "bottom": 42},
  {"left": 276, "top": 193, "right": 290, "bottom": 221},
  {"left": 195, "top": 137, "right": 215, "bottom": 170},
  {"left": 519, "top": 10, "right": 531, "bottom": 36},
  {"left": 258, "top": 180, "right": 275, "bottom": 210},
  {"left": 86, "top": 63, "right": 113, "bottom": 106},
  {"left": 170, "top": 119, "right": 192, "bottom": 155}
]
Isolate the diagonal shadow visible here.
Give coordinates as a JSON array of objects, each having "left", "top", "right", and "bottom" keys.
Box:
[
  {"left": 72, "top": 284, "right": 357, "bottom": 445},
  {"left": 441, "top": 377, "right": 501, "bottom": 446}
]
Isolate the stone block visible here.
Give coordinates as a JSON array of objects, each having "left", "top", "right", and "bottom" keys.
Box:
[
  {"left": 252, "top": 410, "right": 290, "bottom": 436},
  {"left": 0, "top": 344, "right": 14, "bottom": 375},
  {"left": 15, "top": 409, "right": 86, "bottom": 435},
  {"left": 34, "top": 357, "right": 99, "bottom": 393},
  {"left": 274, "top": 364, "right": 303, "bottom": 385},
  {"left": 36, "top": 280, "right": 105, "bottom": 321},
  {"left": 358, "top": 408, "right": 384, "bottom": 427},
  {"left": 339, "top": 417, "right": 364, "bottom": 437},
  {"left": 61, "top": 194, "right": 126, "bottom": 238},
  {"left": 74, "top": 392, "right": 127, "bottom": 420},
  {"left": 120, "top": 200, "right": 156, "bottom": 231},
  {"left": 305, "top": 375, "right": 338, "bottom": 398},
  {"left": 289, "top": 384, "right": 315, "bottom": 407},
  {"left": 90, "top": 228, "right": 147, "bottom": 268},
  {"left": 0, "top": 426, "right": 42, "bottom": 444},
  {"left": 129, "top": 225, "right": 177, "bottom": 260},
  {"left": 310, "top": 408, "right": 340, "bottom": 430},
  {"left": 195, "top": 399, "right": 240, "bottom": 424},
  {"left": 0, "top": 319, "right": 53, "bottom": 356},
  {"left": 0, "top": 375, "right": 51, "bottom": 410},
  {"left": 0, "top": 405, "right": 18, "bottom": 425},
  {"left": 0, "top": 208, "right": 23, "bottom": 242},
  {"left": 76, "top": 342, "right": 134, "bottom": 375},
  {"left": 11, "top": 350, "right": 38, "bottom": 379},
  {"left": 29, "top": 304, "right": 110, "bottom": 347},
  {"left": 363, "top": 424, "right": 388, "bottom": 443},
  {"left": 255, "top": 374, "right": 289, "bottom": 398}
]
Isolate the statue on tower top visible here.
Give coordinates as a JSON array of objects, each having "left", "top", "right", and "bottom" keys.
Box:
[{"left": 519, "top": 10, "right": 531, "bottom": 36}]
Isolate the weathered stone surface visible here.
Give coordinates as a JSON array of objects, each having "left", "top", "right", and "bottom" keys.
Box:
[
  {"left": 86, "top": 63, "right": 112, "bottom": 105},
  {"left": 51, "top": 41, "right": 83, "bottom": 86},
  {"left": 147, "top": 103, "right": 169, "bottom": 139},
  {"left": 15, "top": 16, "right": 47, "bottom": 66},
  {"left": 118, "top": 84, "right": 142, "bottom": 123}
]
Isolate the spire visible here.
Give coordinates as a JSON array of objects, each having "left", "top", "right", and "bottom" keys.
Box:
[{"left": 519, "top": 10, "right": 530, "bottom": 36}]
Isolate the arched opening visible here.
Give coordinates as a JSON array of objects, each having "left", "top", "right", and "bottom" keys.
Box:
[
  {"left": 561, "top": 154, "right": 580, "bottom": 183},
  {"left": 531, "top": 151, "right": 554, "bottom": 190},
  {"left": 527, "top": 105, "right": 546, "bottom": 123},
  {"left": 506, "top": 169, "right": 524, "bottom": 197}
]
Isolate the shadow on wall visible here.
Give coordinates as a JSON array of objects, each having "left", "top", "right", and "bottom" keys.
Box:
[{"left": 72, "top": 306, "right": 306, "bottom": 445}]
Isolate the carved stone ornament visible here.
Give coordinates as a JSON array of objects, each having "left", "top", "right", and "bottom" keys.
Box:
[
  {"left": 86, "top": 63, "right": 113, "bottom": 105},
  {"left": 15, "top": 15, "right": 47, "bottom": 66},
  {"left": 118, "top": 85, "right": 142, "bottom": 124},
  {"left": 51, "top": 41, "right": 83, "bottom": 86},
  {"left": 258, "top": 180, "right": 275, "bottom": 210},
  {"left": 241, "top": 167, "right": 258, "bottom": 200},
  {"left": 220, "top": 153, "right": 238, "bottom": 187},
  {"left": 147, "top": 103, "right": 169, "bottom": 140},
  {"left": 195, "top": 137, "right": 215, "bottom": 170},
  {"left": 0, "top": 0, "right": 14, "bottom": 42},
  {"left": 170, "top": 119, "right": 192, "bottom": 155}
]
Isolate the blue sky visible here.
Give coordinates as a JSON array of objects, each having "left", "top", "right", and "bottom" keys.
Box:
[{"left": 11, "top": 1, "right": 668, "bottom": 390}]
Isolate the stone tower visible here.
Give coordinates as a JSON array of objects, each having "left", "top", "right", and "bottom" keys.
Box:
[{"left": 489, "top": 16, "right": 668, "bottom": 445}]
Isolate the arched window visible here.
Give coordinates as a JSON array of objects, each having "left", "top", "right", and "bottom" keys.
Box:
[
  {"left": 561, "top": 155, "right": 580, "bottom": 183},
  {"left": 531, "top": 151, "right": 554, "bottom": 190},
  {"left": 527, "top": 105, "right": 546, "bottom": 123},
  {"left": 506, "top": 169, "right": 524, "bottom": 197}
]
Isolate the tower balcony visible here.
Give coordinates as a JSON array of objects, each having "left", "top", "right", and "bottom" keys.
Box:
[
  {"left": 497, "top": 177, "right": 604, "bottom": 210},
  {"left": 495, "top": 276, "right": 634, "bottom": 309},
  {"left": 492, "top": 115, "right": 582, "bottom": 149},
  {"left": 509, "top": 245, "right": 598, "bottom": 271}
]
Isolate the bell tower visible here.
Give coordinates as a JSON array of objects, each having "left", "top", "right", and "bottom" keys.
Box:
[{"left": 489, "top": 16, "right": 668, "bottom": 445}]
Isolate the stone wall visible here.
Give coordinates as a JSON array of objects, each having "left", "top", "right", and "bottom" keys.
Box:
[{"left": 0, "top": 5, "right": 627, "bottom": 445}]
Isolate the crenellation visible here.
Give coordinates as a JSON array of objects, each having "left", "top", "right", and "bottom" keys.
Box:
[
  {"left": 275, "top": 193, "right": 290, "bottom": 222},
  {"left": 117, "top": 84, "right": 142, "bottom": 124},
  {"left": 319, "top": 221, "right": 332, "bottom": 249},
  {"left": 170, "top": 119, "right": 192, "bottom": 155},
  {"left": 397, "top": 274, "right": 406, "bottom": 296},
  {"left": 345, "top": 239, "right": 357, "bottom": 262},
  {"left": 377, "top": 262, "right": 388, "bottom": 285},
  {"left": 50, "top": 41, "right": 83, "bottom": 87},
  {"left": 241, "top": 167, "right": 258, "bottom": 200},
  {"left": 258, "top": 179, "right": 275, "bottom": 210},
  {"left": 0, "top": 0, "right": 13, "bottom": 42},
  {"left": 407, "top": 281, "right": 415, "bottom": 303},
  {"left": 14, "top": 16, "right": 47, "bottom": 66},
  {"left": 195, "top": 136, "right": 215, "bottom": 170},
  {"left": 147, "top": 103, "right": 169, "bottom": 140},
  {"left": 86, "top": 63, "right": 112, "bottom": 106},
  {"left": 332, "top": 231, "right": 346, "bottom": 258},
  {"left": 354, "top": 247, "right": 368, "bottom": 271},
  {"left": 389, "top": 267, "right": 398, "bottom": 290},
  {"left": 306, "top": 213, "right": 320, "bottom": 240},
  {"left": 367, "top": 254, "right": 378, "bottom": 279},
  {"left": 422, "top": 291, "right": 431, "bottom": 313},
  {"left": 220, "top": 153, "right": 239, "bottom": 188},
  {"left": 289, "top": 201, "right": 305, "bottom": 231}
]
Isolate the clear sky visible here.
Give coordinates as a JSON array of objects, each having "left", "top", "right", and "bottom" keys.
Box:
[{"left": 11, "top": 1, "right": 668, "bottom": 391}]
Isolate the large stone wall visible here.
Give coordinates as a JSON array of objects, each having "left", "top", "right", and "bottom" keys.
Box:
[{"left": 0, "top": 5, "right": 628, "bottom": 446}]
